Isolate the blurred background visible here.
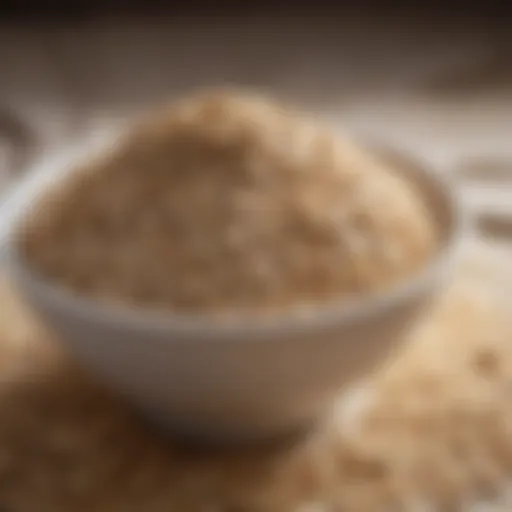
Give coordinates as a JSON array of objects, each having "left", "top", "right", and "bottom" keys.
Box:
[{"left": 0, "top": 2, "right": 511, "bottom": 206}]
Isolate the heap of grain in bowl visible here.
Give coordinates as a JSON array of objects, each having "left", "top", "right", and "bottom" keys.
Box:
[{"left": 17, "top": 90, "right": 438, "bottom": 315}]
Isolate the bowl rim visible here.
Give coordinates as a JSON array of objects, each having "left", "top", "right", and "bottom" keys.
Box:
[{"left": 1, "top": 132, "right": 469, "bottom": 341}]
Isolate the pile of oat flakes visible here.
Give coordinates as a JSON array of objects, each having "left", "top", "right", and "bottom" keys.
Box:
[
  {"left": 18, "top": 90, "right": 436, "bottom": 315},
  {"left": 0, "top": 242, "right": 512, "bottom": 512}
]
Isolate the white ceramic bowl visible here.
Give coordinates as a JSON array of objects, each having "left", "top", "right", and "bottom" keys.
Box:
[{"left": 1, "top": 137, "right": 466, "bottom": 444}]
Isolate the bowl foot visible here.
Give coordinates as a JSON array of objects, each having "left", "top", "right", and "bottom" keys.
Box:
[{"left": 144, "top": 415, "right": 318, "bottom": 454}]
